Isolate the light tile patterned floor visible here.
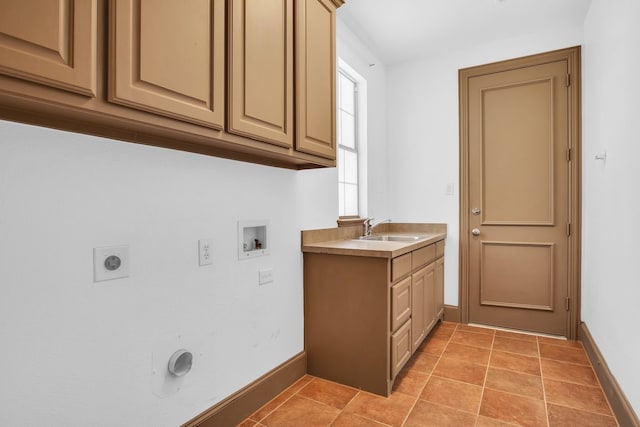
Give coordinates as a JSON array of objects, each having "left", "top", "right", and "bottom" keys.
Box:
[{"left": 239, "top": 322, "right": 618, "bottom": 426}]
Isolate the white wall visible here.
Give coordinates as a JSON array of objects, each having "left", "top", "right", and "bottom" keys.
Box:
[
  {"left": 0, "top": 18, "right": 388, "bottom": 426},
  {"left": 0, "top": 121, "right": 337, "bottom": 427},
  {"left": 582, "top": 0, "right": 640, "bottom": 415},
  {"left": 386, "top": 25, "right": 585, "bottom": 306}
]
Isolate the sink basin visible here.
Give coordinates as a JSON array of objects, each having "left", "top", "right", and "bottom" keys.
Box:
[{"left": 358, "top": 235, "right": 422, "bottom": 242}]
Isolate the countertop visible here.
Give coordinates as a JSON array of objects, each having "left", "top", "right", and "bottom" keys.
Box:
[{"left": 301, "top": 223, "right": 446, "bottom": 259}]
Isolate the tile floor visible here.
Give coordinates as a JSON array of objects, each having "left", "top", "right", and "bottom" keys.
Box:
[{"left": 239, "top": 322, "right": 619, "bottom": 426}]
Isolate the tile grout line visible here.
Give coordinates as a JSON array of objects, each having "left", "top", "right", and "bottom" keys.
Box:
[
  {"left": 537, "top": 336, "right": 551, "bottom": 427},
  {"left": 473, "top": 328, "right": 495, "bottom": 426},
  {"left": 399, "top": 321, "right": 457, "bottom": 427}
]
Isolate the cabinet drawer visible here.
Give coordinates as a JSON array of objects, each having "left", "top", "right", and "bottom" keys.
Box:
[
  {"left": 390, "top": 319, "right": 412, "bottom": 378},
  {"left": 391, "top": 277, "right": 411, "bottom": 332},
  {"left": 436, "top": 240, "right": 445, "bottom": 258},
  {"left": 391, "top": 253, "right": 412, "bottom": 282},
  {"left": 412, "top": 244, "right": 436, "bottom": 270}
]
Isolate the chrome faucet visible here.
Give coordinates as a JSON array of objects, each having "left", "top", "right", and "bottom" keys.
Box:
[
  {"left": 363, "top": 218, "right": 391, "bottom": 236},
  {"left": 363, "top": 218, "right": 374, "bottom": 236}
]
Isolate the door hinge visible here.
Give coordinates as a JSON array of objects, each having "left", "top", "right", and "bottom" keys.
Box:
[
  {"left": 565, "top": 74, "right": 571, "bottom": 87},
  {"left": 566, "top": 223, "right": 571, "bottom": 237},
  {"left": 566, "top": 148, "right": 572, "bottom": 161},
  {"left": 565, "top": 297, "right": 571, "bottom": 311}
]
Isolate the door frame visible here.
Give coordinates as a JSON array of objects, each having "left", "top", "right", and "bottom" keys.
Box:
[{"left": 458, "top": 47, "right": 582, "bottom": 339}]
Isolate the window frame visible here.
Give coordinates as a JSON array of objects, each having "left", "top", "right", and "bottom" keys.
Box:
[{"left": 337, "top": 67, "right": 360, "bottom": 218}]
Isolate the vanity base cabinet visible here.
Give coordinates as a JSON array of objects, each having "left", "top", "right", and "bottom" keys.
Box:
[
  {"left": 304, "top": 254, "right": 391, "bottom": 396},
  {"left": 304, "top": 238, "right": 445, "bottom": 397}
]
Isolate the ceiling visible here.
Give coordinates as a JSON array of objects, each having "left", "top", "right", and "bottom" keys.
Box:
[{"left": 337, "top": 0, "right": 592, "bottom": 65}]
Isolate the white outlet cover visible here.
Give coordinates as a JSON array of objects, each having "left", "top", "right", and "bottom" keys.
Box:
[
  {"left": 198, "top": 238, "right": 213, "bottom": 266},
  {"left": 94, "top": 245, "right": 130, "bottom": 282}
]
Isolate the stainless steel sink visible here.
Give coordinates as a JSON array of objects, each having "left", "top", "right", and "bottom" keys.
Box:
[{"left": 358, "top": 235, "right": 422, "bottom": 242}]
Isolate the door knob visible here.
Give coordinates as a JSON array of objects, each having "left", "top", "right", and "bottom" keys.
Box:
[
  {"left": 471, "top": 208, "right": 481, "bottom": 215},
  {"left": 471, "top": 228, "right": 481, "bottom": 236}
]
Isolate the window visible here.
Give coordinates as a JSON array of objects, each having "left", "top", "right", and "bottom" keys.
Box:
[{"left": 338, "top": 69, "right": 359, "bottom": 217}]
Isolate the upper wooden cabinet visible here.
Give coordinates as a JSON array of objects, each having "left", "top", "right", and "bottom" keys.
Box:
[
  {"left": 295, "top": 0, "right": 337, "bottom": 159},
  {"left": 109, "top": 0, "right": 225, "bottom": 128},
  {"left": 0, "top": 0, "right": 97, "bottom": 96},
  {"left": 0, "top": 0, "right": 343, "bottom": 169},
  {"left": 228, "top": 0, "right": 294, "bottom": 148}
]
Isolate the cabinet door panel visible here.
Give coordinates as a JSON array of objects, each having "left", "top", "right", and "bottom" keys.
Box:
[
  {"left": 229, "top": 0, "right": 294, "bottom": 147},
  {"left": 391, "top": 277, "right": 411, "bottom": 332},
  {"left": 435, "top": 257, "right": 444, "bottom": 319},
  {"left": 0, "top": 0, "right": 97, "bottom": 96},
  {"left": 109, "top": 0, "right": 224, "bottom": 128},
  {"left": 411, "top": 266, "right": 426, "bottom": 353},
  {"left": 295, "top": 0, "right": 336, "bottom": 159},
  {"left": 391, "top": 319, "right": 411, "bottom": 379},
  {"left": 424, "top": 262, "right": 437, "bottom": 333}
]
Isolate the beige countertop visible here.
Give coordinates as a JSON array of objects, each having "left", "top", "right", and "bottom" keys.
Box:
[{"left": 301, "top": 223, "right": 446, "bottom": 258}]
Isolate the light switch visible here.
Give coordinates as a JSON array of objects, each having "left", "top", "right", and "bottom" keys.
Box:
[
  {"left": 259, "top": 268, "right": 274, "bottom": 285},
  {"left": 445, "top": 183, "right": 455, "bottom": 196}
]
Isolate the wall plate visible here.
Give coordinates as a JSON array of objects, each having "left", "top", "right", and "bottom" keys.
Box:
[
  {"left": 94, "top": 245, "right": 129, "bottom": 282},
  {"left": 238, "top": 220, "right": 270, "bottom": 260},
  {"left": 198, "top": 238, "right": 213, "bottom": 266}
]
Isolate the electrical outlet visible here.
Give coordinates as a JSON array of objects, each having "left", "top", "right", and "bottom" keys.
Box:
[
  {"left": 199, "top": 239, "right": 213, "bottom": 266},
  {"left": 94, "top": 245, "right": 130, "bottom": 282},
  {"left": 259, "top": 268, "right": 273, "bottom": 285}
]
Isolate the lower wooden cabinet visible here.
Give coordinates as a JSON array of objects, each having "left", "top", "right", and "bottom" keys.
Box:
[{"left": 304, "top": 239, "right": 445, "bottom": 396}]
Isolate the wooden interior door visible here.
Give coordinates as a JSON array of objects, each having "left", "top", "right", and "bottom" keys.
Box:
[{"left": 461, "top": 50, "right": 580, "bottom": 337}]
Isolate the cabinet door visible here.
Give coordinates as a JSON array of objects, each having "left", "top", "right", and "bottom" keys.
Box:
[
  {"left": 390, "top": 319, "right": 411, "bottom": 379},
  {"left": 109, "top": 0, "right": 225, "bottom": 128},
  {"left": 435, "top": 257, "right": 444, "bottom": 320},
  {"left": 295, "top": 0, "right": 337, "bottom": 159},
  {"left": 229, "top": 0, "right": 294, "bottom": 147},
  {"left": 0, "top": 0, "right": 97, "bottom": 96},
  {"left": 411, "top": 266, "right": 426, "bottom": 353},
  {"left": 424, "top": 262, "right": 437, "bottom": 333},
  {"left": 391, "top": 277, "right": 411, "bottom": 332}
]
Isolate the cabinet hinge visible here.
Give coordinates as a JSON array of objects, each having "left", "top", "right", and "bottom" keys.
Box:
[
  {"left": 566, "top": 223, "right": 571, "bottom": 237},
  {"left": 565, "top": 74, "right": 571, "bottom": 87},
  {"left": 565, "top": 297, "right": 571, "bottom": 311},
  {"left": 566, "top": 148, "right": 572, "bottom": 161}
]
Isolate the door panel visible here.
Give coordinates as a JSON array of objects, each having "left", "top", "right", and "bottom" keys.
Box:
[
  {"left": 109, "top": 0, "right": 225, "bottom": 128},
  {"left": 467, "top": 60, "right": 569, "bottom": 336},
  {"left": 0, "top": 0, "right": 97, "bottom": 96},
  {"left": 228, "top": 0, "right": 294, "bottom": 147},
  {"left": 411, "top": 266, "right": 426, "bottom": 353},
  {"left": 295, "top": 0, "right": 337, "bottom": 159},
  {"left": 480, "top": 241, "right": 554, "bottom": 311},
  {"left": 481, "top": 79, "right": 555, "bottom": 225}
]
